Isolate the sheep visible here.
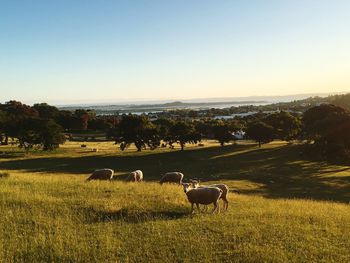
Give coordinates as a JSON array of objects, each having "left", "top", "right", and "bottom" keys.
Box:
[
  {"left": 191, "top": 180, "right": 229, "bottom": 211},
  {"left": 159, "top": 172, "right": 184, "bottom": 185},
  {"left": 87, "top": 168, "right": 114, "bottom": 181},
  {"left": 182, "top": 183, "right": 222, "bottom": 214},
  {"left": 125, "top": 170, "right": 143, "bottom": 182}
]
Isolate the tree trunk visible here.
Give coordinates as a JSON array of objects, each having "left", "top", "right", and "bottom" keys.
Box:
[
  {"left": 258, "top": 141, "right": 261, "bottom": 147},
  {"left": 181, "top": 143, "right": 184, "bottom": 151}
]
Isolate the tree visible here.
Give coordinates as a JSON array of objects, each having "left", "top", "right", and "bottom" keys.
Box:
[
  {"left": 88, "top": 118, "right": 113, "bottom": 131},
  {"left": 246, "top": 121, "right": 274, "bottom": 147},
  {"left": 168, "top": 121, "right": 201, "bottom": 151},
  {"left": 115, "top": 115, "right": 159, "bottom": 151},
  {"left": 265, "top": 111, "right": 301, "bottom": 141},
  {"left": 302, "top": 104, "right": 350, "bottom": 161},
  {"left": 74, "top": 109, "right": 94, "bottom": 130},
  {"left": 212, "top": 123, "right": 233, "bottom": 146},
  {"left": 0, "top": 110, "right": 6, "bottom": 144},
  {"left": 320, "top": 118, "right": 350, "bottom": 160},
  {"left": 33, "top": 103, "right": 59, "bottom": 120},
  {"left": 0, "top": 101, "right": 39, "bottom": 144},
  {"left": 17, "top": 118, "right": 66, "bottom": 151},
  {"left": 303, "top": 104, "right": 348, "bottom": 141},
  {"left": 153, "top": 118, "right": 174, "bottom": 140},
  {"left": 40, "top": 120, "right": 66, "bottom": 150}
]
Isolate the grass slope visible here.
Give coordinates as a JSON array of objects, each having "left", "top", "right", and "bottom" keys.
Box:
[{"left": 0, "top": 141, "right": 349, "bottom": 262}]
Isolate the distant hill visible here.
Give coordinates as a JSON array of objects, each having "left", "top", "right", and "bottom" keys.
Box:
[{"left": 57, "top": 92, "right": 350, "bottom": 115}]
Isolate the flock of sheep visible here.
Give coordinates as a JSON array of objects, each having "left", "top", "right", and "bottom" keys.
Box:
[{"left": 87, "top": 168, "right": 229, "bottom": 214}]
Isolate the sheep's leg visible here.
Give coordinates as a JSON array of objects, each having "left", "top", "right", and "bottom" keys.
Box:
[
  {"left": 212, "top": 202, "right": 219, "bottom": 214},
  {"left": 196, "top": 203, "right": 200, "bottom": 212},
  {"left": 191, "top": 203, "right": 195, "bottom": 214},
  {"left": 223, "top": 198, "right": 228, "bottom": 211},
  {"left": 203, "top": 205, "right": 208, "bottom": 212}
]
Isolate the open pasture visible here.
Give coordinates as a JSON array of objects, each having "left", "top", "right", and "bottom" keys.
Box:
[{"left": 0, "top": 141, "right": 349, "bottom": 262}]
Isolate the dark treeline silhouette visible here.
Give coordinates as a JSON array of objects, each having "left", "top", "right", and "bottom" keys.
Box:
[{"left": 0, "top": 100, "right": 349, "bottom": 162}]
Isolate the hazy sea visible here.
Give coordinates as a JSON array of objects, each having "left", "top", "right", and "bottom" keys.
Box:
[{"left": 58, "top": 101, "right": 271, "bottom": 115}]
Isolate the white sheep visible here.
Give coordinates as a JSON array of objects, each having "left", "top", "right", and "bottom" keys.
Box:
[
  {"left": 191, "top": 180, "right": 229, "bottom": 211},
  {"left": 182, "top": 183, "right": 222, "bottom": 214},
  {"left": 87, "top": 168, "right": 114, "bottom": 181},
  {"left": 160, "top": 172, "right": 184, "bottom": 185},
  {"left": 125, "top": 170, "right": 143, "bottom": 182}
]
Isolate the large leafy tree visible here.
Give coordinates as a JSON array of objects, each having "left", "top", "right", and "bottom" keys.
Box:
[
  {"left": 33, "top": 103, "right": 59, "bottom": 120},
  {"left": 167, "top": 121, "right": 201, "bottom": 151},
  {"left": 265, "top": 111, "right": 301, "bottom": 141},
  {"left": 74, "top": 109, "right": 96, "bottom": 131},
  {"left": 302, "top": 104, "right": 350, "bottom": 160},
  {"left": 0, "top": 101, "right": 39, "bottom": 144},
  {"left": 303, "top": 104, "right": 348, "bottom": 141},
  {"left": 212, "top": 122, "right": 234, "bottom": 146},
  {"left": 115, "top": 115, "right": 159, "bottom": 151},
  {"left": 153, "top": 118, "right": 174, "bottom": 141},
  {"left": 246, "top": 121, "right": 274, "bottom": 147},
  {"left": 18, "top": 118, "right": 66, "bottom": 151}
]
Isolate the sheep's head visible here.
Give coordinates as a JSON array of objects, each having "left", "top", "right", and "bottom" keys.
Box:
[
  {"left": 189, "top": 179, "right": 200, "bottom": 188},
  {"left": 182, "top": 183, "right": 193, "bottom": 193}
]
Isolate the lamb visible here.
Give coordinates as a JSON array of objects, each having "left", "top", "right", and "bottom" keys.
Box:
[
  {"left": 159, "top": 172, "right": 184, "bottom": 185},
  {"left": 125, "top": 170, "right": 143, "bottom": 182},
  {"left": 182, "top": 183, "right": 222, "bottom": 214},
  {"left": 191, "top": 180, "right": 229, "bottom": 210},
  {"left": 87, "top": 168, "right": 114, "bottom": 181}
]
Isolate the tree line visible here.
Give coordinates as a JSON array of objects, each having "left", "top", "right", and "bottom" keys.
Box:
[{"left": 0, "top": 101, "right": 349, "bottom": 162}]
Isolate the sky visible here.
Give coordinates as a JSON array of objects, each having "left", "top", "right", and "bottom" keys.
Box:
[{"left": 1, "top": 0, "right": 350, "bottom": 104}]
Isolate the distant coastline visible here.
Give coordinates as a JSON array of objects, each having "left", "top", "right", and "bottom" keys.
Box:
[
  {"left": 56, "top": 92, "right": 347, "bottom": 115},
  {"left": 58, "top": 100, "right": 269, "bottom": 115}
]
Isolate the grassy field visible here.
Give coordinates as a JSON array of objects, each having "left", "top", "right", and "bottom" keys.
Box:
[{"left": 0, "top": 141, "right": 349, "bottom": 262}]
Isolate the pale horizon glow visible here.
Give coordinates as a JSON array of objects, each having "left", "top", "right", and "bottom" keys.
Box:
[{"left": 1, "top": 1, "right": 350, "bottom": 104}]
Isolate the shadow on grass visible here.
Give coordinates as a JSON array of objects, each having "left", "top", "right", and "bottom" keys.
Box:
[
  {"left": 1, "top": 143, "right": 349, "bottom": 203},
  {"left": 84, "top": 207, "right": 189, "bottom": 224}
]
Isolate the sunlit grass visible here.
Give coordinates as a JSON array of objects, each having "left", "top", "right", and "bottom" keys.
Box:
[
  {"left": 0, "top": 174, "right": 349, "bottom": 262},
  {"left": 0, "top": 141, "right": 350, "bottom": 261}
]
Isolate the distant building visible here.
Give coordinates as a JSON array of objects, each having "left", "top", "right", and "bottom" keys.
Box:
[{"left": 232, "top": 130, "right": 246, "bottom": 140}]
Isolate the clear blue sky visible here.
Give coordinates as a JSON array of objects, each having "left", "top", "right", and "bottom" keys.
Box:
[{"left": 1, "top": 0, "right": 350, "bottom": 104}]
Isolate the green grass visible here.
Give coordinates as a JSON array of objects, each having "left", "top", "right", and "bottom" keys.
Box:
[{"left": 0, "top": 141, "right": 349, "bottom": 262}]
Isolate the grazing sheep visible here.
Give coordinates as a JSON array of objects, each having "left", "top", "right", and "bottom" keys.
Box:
[
  {"left": 126, "top": 170, "right": 143, "bottom": 182},
  {"left": 191, "top": 180, "right": 229, "bottom": 211},
  {"left": 182, "top": 183, "right": 222, "bottom": 214},
  {"left": 160, "top": 172, "right": 184, "bottom": 185},
  {"left": 87, "top": 168, "right": 114, "bottom": 181}
]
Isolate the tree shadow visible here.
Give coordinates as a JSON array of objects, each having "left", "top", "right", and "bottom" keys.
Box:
[
  {"left": 82, "top": 207, "right": 189, "bottom": 224},
  {"left": 1, "top": 143, "right": 349, "bottom": 203}
]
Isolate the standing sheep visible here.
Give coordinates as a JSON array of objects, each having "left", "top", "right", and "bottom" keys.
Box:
[
  {"left": 191, "top": 180, "right": 229, "bottom": 210},
  {"left": 87, "top": 168, "right": 114, "bottom": 181},
  {"left": 182, "top": 183, "right": 222, "bottom": 214},
  {"left": 125, "top": 170, "right": 143, "bottom": 182},
  {"left": 160, "top": 172, "right": 184, "bottom": 185}
]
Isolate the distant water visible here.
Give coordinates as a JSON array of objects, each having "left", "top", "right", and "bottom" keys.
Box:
[{"left": 59, "top": 101, "right": 271, "bottom": 115}]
